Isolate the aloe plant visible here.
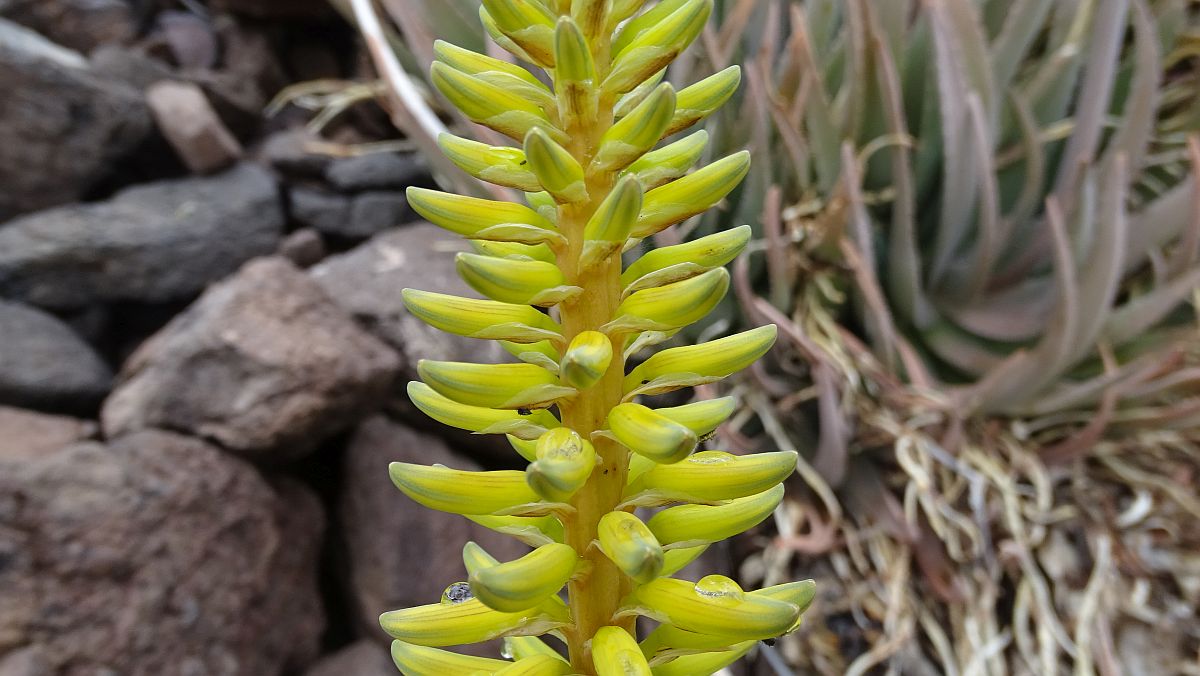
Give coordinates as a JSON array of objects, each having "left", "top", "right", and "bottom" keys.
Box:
[{"left": 376, "top": 1, "right": 812, "bottom": 673}]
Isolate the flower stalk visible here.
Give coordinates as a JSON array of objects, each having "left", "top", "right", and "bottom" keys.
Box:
[{"left": 380, "top": 1, "right": 813, "bottom": 673}]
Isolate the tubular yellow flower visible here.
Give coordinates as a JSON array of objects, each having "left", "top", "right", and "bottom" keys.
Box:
[{"left": 379, "top": 1, "right": 810, "bottom": 672}]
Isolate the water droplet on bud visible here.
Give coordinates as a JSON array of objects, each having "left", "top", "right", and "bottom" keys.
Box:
[
  {"left": 687, "top": 451, "right": 735, "bottom": 464},
  {"left": 693, "top": 574, "right": 744, "bottom": 602},
  {"left": 442, "top": 581, "right": 474, "bottom": 604}
]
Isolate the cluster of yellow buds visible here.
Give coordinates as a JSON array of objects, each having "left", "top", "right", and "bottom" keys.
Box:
[{"left": 380, "top": 0, "right": 814, "bottom": 673}]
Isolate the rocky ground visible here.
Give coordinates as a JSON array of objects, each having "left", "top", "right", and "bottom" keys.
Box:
[{"left": 0, "top": 2, "right": 546, "bottom": 674}]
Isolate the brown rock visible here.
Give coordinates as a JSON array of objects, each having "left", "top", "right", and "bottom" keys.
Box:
[
  {"left": 102, "top": 257, "right": 400, "bottom": 461},
  {"left": 0, "top": 0, "right": 135, "bottom": 54},
  {"left": 0, "top": 19, "right": 151, "bottom": 220},
  {"left": 0, "top": 429, "right": 324, "bottom": 675},
  {"left": 0, "top": 406, "right": 95, "bottom": 460},
  {"left": 339, "top": 416, "right": 528, "bottom": 640},
  {"left": 304, "top": 641, "right": 393, "bottom": 676},
  {"left": 147, "top": 80, "right": 243, "bottom": 174},
  {"left": 278, "top": 228, "right": 327, "bottom": 268}
]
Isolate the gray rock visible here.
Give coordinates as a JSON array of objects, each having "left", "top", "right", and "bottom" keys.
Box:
[
  {"left": 260, "top": 128, "right": 331, "bottom": 178},
  {"left": 0, "top": 19, "right": 150, "bottom": 220},
  {"left": 0, "top": 300, "right": 112, "bottom": 411},
  {"left": 325, "top": 152, "right": 426, "bottom": 192},
  {"left": 89, "top": 44, "right": 175, "bottom": 90},
  {"left": 303, "top": 641, "right": 393, "bottom": 676},
  {"left": 210, "top": 0, "right": 331, "bottom": 19},
  {"left": 101, "top": 257, "right": 399, "bottom": 461},
  {"left": 0, "top": 163, "right": 283, "bottom": 310},
  {"left": 339, "top": 417, "right": 528, "bottom": 640},
  {"left": 0, "top": 429, "right": 325, "bottom": 675},
  {"left": 0, "top": 0, "right": 135, "bottom": 54},
  {"left": 0, "top": 406, "right": 96, "bottom": 460},
  {"left": 278, "top": 228, "right": 326, "bottom": 268},
  {"left": 290, "top": 187, "right": 351, "bottom": 236},
  {"left": 346, "top": 191, "right": 411, "bottom": 239}
]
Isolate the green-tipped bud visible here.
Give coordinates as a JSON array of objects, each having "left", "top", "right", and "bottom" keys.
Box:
[
  {"left": 655, "top": 397, "right": 737, "bottom": 440},
  {"left": 389, "top": 462, "right": 541, "bottom": 515},
  {"left": 480, "top": 7, "right": 536, "bottom": 64},
  {"left": 647, "top": 484, "right": 785, "bottom": 548},
  {"left": 389, "top": 640, "right": 511, "bottom": 675},
  {"left": 638, "top": 623, "right": 744, "bottom": 660},
  {"left": 624, "top": 324, "right": 777, "bottom": 396},
  {"left": 665, "top": 65, "right": 742, "bottom": 136},
  {"left": 481, "top": 0, "right": 557, "bottom": 66},
  {"left": 455, "top": 252, "right": 581, "bottom": 307},
  {"left": 630, "top": 450, "right": 797, "bottom": 503},
  {"left": 466, "top": 514, "right": 564, "bottom": 547},
  {"left": 606, "top": 268, "right": 729, "bottom": 333},
  {"left": 526, "top": 427, "right": 597, "bottom": 501},
  {"left": 504, "top": 635, "right": 568, "bottom": 663},
  {"left": 751, "top": 579, "right": 817, "bottom": 632},
  {"left": 470, "top": 239, "right": 557, "bottom": 263},
  {"left": 613, "top": 69, "right": 666, "bottom": 118},
  {"left": 621, "top": 224, "right": 750, "bottom": 291},
  {"left": 624, "top": 130, "right": 709, "bottom": 190},
  {"left": 438, "top": 133, "right": 541, "bottom": 192},
  {"left": 611, "top": 0, "right": 689, "bottom": 54},
  {"left": 603, "top": 0, "right": 712, "bottom": 96},
  {"left": 661, "top": 544, "right": 709, "bottom": 577},
  {"left": 525, "top": 127, "right": 588, "bottom": 203},
  {"left": 559, "top": 331, "right": 613, "bottom": 390},
  {"left": 647, "top": 641, "right": 756, "bottom": 676},
  {"left": 462, "top": 541, "right": 501, "bottom": 576},
  {"left": 407, "top": 187, "right": 563, "bottom": 246},
  {"left": 633, "top": 150, "right": 751, "bottom": 238},
  {"left": 501, "top": 339, "right": 561, "bottom": 371},
  {"left": 401, "top": 288, "right": 562, "bottom": 344},
  {"left": 593, "top": 83, "right": 676, "bottom": 172},
  {"left": 609, "top": 0, "right": 645, "bottom": 27},
  {"left": 554, "top": 16, "right": 598, "bottom": 125},
  {"left": 469, "top": 543, "right": 579, "bottom": 612},
  {"left": 419, "top": 360, "right": 577, "bottom": 410},
  {"left": 597, "top": 511, "right": 665, "bottom": 584},
  {"left": 591, "top": 626, "right": 652, "bottom": 675},
  {"left": 607, "top": 403, "right": 697, "bottom": 464},
  {"left": 434, "top": 41, "right": 555, "bottom": 112},
  {"left": 431, "top": 62, "right": 561, "bottom": 143},
  {"left": 580, "top": 175, "right": 643, "bottom": 270},
  {"left": 380, "top": 595, "right": 569, "bottom": 647},
  {"left": 408, "top": 381, "right": 558, "bottom": 440},
  {"left": 494, "top": 654, "right": 576, "bottom": 675},
  {"left": 617, "top": 575, "right": 799, "bottom": 640}
]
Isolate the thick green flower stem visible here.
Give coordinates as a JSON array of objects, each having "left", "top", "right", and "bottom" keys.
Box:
[{"left": 553, "top": 30, "right": 631, "bottom": 674}]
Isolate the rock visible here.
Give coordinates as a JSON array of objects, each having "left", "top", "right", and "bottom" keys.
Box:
[
  {"left": 101, "top": 257, "right": 399, "bottom": 461},
  {"left": 0, "top": 163, "right": 283, "bottom": 310},
  {"left": 89, "top": 44, "right": 175, "bottom": 90},
  {"left": 290, "top": 186, "right": 351, "bottom": 236},
  {"left": 278, "top": 228, "right": 326, "bottom": 268},
  {"left": 0, "top": 19, "right": 151, "bottom": 220},
  {"left": 147, "top": 80, "right": 243, "bottom": 174},
  {"left": 261, "top": 128, "right": 332, "bottom": 178},
  {"left": 346, "top": 192, "right": 412, "bottom": 239},
  {"left": 0, "top": 429, "right": 324, "bottom": 675},
  {"left": 210, "top": 0, "right": 332, "bottom": 19},
  {"left": 339, "top": 417, "right": 527, "bottom": 639},
  {"left": 0, "top": 406, "right": 95, "bottom": 460},
  {"left": 325, "top": 152, "right": 426, "bottom": 192},
  {"left": 0, "top": 0, "right": 135, "bottom": 54},
  {"left": 303, "top": 641, "right": 393, "bottom": 676},
  {"left": 156, "top": 10, "right": 217, "bottom": 70},
  {"left": 0, "top": 300, "right": 112, "bottom": 411}
]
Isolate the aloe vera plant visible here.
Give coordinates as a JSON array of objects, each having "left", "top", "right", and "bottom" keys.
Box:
[{"left": 377, "top": 1, "right": 812, "bottom": 673}]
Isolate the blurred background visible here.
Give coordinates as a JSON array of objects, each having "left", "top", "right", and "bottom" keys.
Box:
[{"left": 1, "top": 0, "right": 1199, "bottom": 674}]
